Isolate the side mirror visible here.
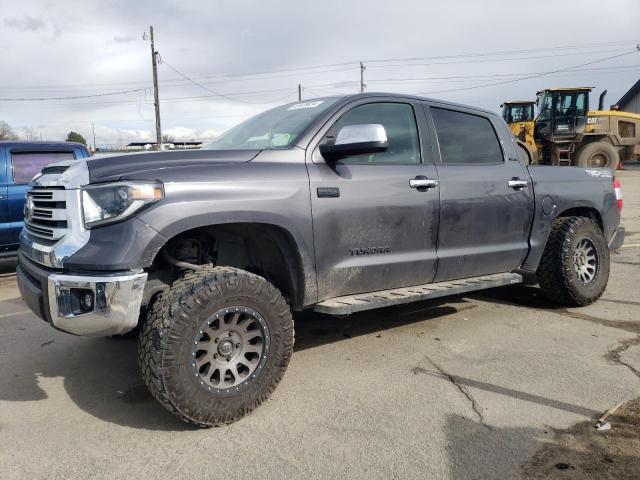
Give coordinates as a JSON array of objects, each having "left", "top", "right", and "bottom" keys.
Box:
[{"left": 319, "top": 124, "right": 388, "bottom": 162}]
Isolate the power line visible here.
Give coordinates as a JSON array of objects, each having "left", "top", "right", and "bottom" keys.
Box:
[
  {"left": 367, "top": 47, "right": 635, "bottom": 69},
  {"left": 1, "top": 43, "right": 637, "bottom": 110},
  {"left": 1, "top": 39, "right": 637, "bottom": 92},
  {"left": 417, "top": 48, "right": 640, "bottom": 95},
  {"left": 367, "top": 64, "right": 640, "bottom": 84},
  {"left": 0, "top": 87, "right": 148, "bottom": 101},
  {"left": 1, "top": 60, "right": 637, "bottom": 110},
  {"left": 362, "top": 40, "right": 639, "bottom": 64},
  {"left": 161, "top": 59, "right": 291, "bottom": 104}
]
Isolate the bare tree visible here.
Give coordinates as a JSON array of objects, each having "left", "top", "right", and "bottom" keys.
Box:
[
  {"left": 22, "top": 126, "right": 38, "bottom": 140},
  {"left": 0, "top": 121, "right": 19, "bottom": 140}
]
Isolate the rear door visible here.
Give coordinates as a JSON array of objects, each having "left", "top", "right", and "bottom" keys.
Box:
[
  {"left": 8, "top": 148, "right": 79, "bottom": 243},
  {"left": 424, "top": 104, "right": 533, "bottom": 281},
  {"left": 307, "top": 99, "right": 440, "bottom": 301}
]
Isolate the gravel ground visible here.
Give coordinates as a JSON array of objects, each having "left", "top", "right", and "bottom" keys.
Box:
[{"left": 0, "top": 169, "right": 638, "bottom": 480}]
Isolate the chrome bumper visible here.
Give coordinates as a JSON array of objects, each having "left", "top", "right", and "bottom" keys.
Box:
[
  {"left": 18, "top": 254, "right": 147, "bottom": 337},
  {"left": 47, "top": 271, "right": 147, "bottom": 337}
]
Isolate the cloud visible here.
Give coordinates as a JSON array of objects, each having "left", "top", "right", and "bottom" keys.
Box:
[
  {"left": 1, "top": 0, "right": 639, "bottom": 147},
  {"left": 113, "top": 35, "right": 137, "bottom": 44},
  {"left": 4, "top": 15, "right": 46, "bottom": 32},
  {"left": 163, "top": 126, "right": 196, "bottom": 139}
]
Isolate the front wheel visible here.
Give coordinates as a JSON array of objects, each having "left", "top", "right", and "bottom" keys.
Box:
[
  {"left": 536, "top": 216, "right": 610, "bottom": 306},
  {"left": 138, "top": 266, "right": 294, "bottom": 427}
]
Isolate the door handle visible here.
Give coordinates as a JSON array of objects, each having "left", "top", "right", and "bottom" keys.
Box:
[
  {"left": 409, "top": 177, "right": 438, "bottom": 189},
  {"left": 508, "top": 179, "right": 528, "bottom": 189}
]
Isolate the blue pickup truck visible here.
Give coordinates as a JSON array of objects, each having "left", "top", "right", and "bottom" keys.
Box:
[{"left": 0, "top": 141, "right": 89, "bottom": 256}]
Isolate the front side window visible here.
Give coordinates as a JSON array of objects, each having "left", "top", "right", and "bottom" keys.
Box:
[
  {"left": 206, "top": 98, "right": 340, "bottom": 150},
  {"left": 431, "top": 108, "right": 503, "bottom": 165},
  {"left": 11, "top": 151, "right": 76, "bottom": 184},
  {"left": 327, "top": 102, "right": 421, "bottom": 164}
]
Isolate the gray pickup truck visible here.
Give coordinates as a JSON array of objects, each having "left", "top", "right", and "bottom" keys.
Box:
[{"left": 17, "top": 93, "right": 624, "bottom": 427}]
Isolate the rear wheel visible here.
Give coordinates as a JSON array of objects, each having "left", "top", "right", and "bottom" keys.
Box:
[
  {"left": 575, "top": 141, "right": 619, "bottom": 169},
  {"left": 536, "top": 216, "right": 610, "bottom": 306},
  {"left": 138, "top": 266, "right": 294, "bottom": 427}
]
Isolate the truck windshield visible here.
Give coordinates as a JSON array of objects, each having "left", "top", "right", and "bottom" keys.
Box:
[{"left": 205, "top": 98, "right": 340, "bottom": 150}]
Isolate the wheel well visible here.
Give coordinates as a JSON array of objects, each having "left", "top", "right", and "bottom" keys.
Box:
[
  {"left": 577, "top": 135, "right": 614, "bottom": 148},
  {"left": 556, "top": 207, "right": 603, "bottom": 232},
  {"left": 147, "top": 223, "right": 305, "bottom": 309}
]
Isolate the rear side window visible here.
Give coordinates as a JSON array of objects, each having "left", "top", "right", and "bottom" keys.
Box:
[
  {"left": 11, "top": 151, "right": 76, "bottom": 184},
  {"left": 431, "top": 108, "right": 504, "bottom": 165}
]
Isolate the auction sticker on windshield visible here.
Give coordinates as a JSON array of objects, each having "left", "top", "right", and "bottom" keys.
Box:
[{"left": 288, "top": 100, "right": 324, "bottom": 110}]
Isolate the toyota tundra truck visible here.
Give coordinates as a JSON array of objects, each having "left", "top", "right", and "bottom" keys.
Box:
[{"left": 16, "top": 93, "right": 625, "bottom": 427}]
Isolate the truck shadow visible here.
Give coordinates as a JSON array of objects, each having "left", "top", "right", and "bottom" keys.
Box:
[
  {"left": 293, "top": 298, "right": 476, "bottom": 352},
  {"left": 0, "top": 296, "right": 477, "bottom": 431},
  {"left": 4, "top": 286, "right": 611, "bottom": 433}
]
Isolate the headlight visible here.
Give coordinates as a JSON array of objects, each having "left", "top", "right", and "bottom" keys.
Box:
[{"left": 81, "top": 181, "right": 163, "bottom": 228}]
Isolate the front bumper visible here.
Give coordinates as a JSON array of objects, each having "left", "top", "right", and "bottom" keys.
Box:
[
  {"left": 608, "top": 226, "right": 625, "bottom": 253},
  {"left": 17, "top": 253, "right": 147, "bottom": 337}
]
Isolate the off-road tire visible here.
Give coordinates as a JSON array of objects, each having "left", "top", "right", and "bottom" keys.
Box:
[
  {"left": 575, "top": 141, "right": 619, "bottom": 170},
  {"left": 536, "top": 216, "right": 610, "bottom": 306},
  {"left": 138, "top": 266, "right": 294, "bottom": 427}
]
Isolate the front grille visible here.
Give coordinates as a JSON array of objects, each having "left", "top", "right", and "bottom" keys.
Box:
[{"left": 25, "top": 187, "right": 68, "bottom": 241}]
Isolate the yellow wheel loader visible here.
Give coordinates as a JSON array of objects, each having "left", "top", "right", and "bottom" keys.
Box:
[
  {"left": 502, "top": 88, "right": 640, "bottom": 168},
  {"left": 501, "top": 101, "right": 539, "bottom": 164}
]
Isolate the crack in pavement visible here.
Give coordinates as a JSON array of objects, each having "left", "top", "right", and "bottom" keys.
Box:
[
  {"left": 605, "top": 337, "right": 640, "bottom": 380},
  {"left": 555, "top": 309, "right": 640, "bottom": 335},
  {"left": 414, "top": 357, "right": 491, "bottom": 430},
  {"left": 597, "top": 298, "right": 640, "bottom": 307}
]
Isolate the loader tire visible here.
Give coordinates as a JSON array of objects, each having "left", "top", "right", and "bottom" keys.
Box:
[{"left": 575, "top": 141, "right": 619, "bottom": 170}]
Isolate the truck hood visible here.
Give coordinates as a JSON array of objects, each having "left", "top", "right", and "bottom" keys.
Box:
[{"left": 86, "top": 149, "right": 260, "bottom": 183}]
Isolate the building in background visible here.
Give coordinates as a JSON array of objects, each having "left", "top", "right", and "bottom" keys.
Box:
[
  {"left": 125, "top": 141, "right": 203, "bottom": 151},
  {"left": 617, "top": 78, "right": 640, "bottom": 113}
]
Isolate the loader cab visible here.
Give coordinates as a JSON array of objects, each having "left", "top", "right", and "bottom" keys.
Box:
[
  {"left": 501, "top": 101, "right": 535, "bottom": 124},
  {"left": 534, "top": 88, "right": 591, "bottom": 142},
  {"left": 501, "top": 101, "right": 537, "bottom": 153}
]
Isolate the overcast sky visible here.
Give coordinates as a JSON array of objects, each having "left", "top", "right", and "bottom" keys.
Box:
[{"left": 1, "top": 0, "right": 639, "bottom": 147}]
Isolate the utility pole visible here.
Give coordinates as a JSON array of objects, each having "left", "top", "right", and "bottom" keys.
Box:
[
  {"left": 92, "top": 122, "right": 96, "bottom": 151},
  {"left": 359, "top": 62, "right": 366, "bottom": 93},
  {"left": 145, "top": 26, "right": 163, "bottom": 151},
  {"left": 298, "top": 84, "right": 302, "bottom": 101}
]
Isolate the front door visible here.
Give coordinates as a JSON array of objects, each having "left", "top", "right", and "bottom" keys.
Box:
[
  {"left": 425, "top": 104, "right": 533, "bottom": 281},
  {"left": 307, "top": 100, "right": 440, "bottom": 301}
]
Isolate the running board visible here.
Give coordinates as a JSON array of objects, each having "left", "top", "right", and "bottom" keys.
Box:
[{"left": 314, "top": 272, "right": 522, "bottom": 315}]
